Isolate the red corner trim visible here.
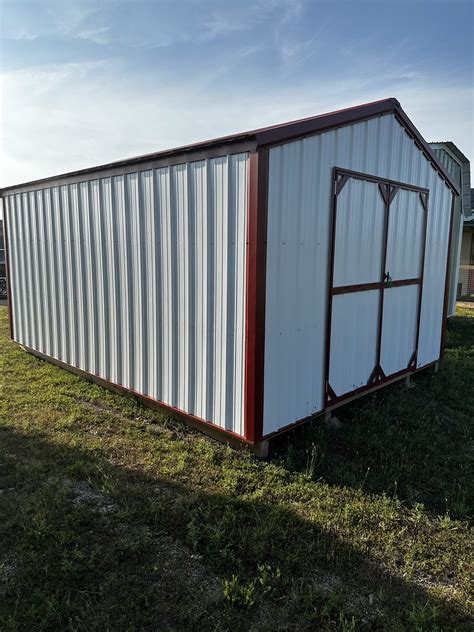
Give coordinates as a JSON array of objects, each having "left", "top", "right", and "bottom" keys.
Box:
[
  {"left": 440, "top": 192, "right": 456, "bottom": 359},
  {"left": 2, "top": 199, "right": 14, "bottom": 339},
  {"left": 244, "top": 149, "right": 268, "bottom": 443}
]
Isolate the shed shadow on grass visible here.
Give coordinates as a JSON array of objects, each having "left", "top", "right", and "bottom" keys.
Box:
[
  {"left": 0, "top": 425, "right": 471, "bottom": 631},
  {"left": 271, "top": 313, "right": 474, "bottom": 522}
]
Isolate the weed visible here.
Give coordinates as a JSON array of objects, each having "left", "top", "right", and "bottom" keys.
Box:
[{"left": 406, "top": 601, "right": 441, "bottom": 631}]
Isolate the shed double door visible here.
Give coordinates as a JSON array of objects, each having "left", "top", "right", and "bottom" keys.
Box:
[{"left": 325, "top": 168, "right": 428, "bottom": 406}]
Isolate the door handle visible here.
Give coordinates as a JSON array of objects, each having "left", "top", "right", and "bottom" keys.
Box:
[{"left": 384, "top": 272, "right": 392, "bottom": 286}]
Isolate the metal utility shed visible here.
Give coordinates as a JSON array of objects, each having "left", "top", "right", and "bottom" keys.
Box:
[
  {"left": 429, "top": 142, "right": 471, "bottom": 315},
  {"left": 1, "top": 98, "right": 459, "bottom": 454}
]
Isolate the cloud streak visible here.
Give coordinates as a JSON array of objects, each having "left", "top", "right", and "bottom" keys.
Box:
[{"left": 1, "top": 53, "right": 472, "bottom": 189}]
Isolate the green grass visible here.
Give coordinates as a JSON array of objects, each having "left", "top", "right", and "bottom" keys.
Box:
[{"left": 0, "top": 306, "right": 472, "bottom": 631}]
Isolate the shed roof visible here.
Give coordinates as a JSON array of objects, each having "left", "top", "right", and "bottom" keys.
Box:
[
  {"left": 0, "top": 97, "right": 459, "bottom": 196},
  {"left": 429, "top": 141, "right": 470, "bottom": 165}
]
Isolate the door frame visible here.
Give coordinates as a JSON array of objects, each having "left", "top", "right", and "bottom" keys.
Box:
[{"left": 324, "top": 167, "right": 429, "bottom": 408}]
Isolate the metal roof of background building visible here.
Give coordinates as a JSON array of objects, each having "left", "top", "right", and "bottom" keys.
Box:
[{"left": 430, "top": 141, "right": 471, "bottom": 216}]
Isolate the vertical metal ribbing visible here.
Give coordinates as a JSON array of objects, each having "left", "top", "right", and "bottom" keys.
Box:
[
  {"left": 13, "top": 194, "right": 26, "bottom": 345},
  {"left": 193, "top": 160, "right": 208, "bottom": 420},
  {"left": 115, "top": 175, "right": 129, "bottom": 387},
  {"left": 186, "top": 163, "right": 197, "bottom": 415},
  {"left": 63, "top": 185, "right": 77, "bottom": 367},
  {"left": 4, "top": 151, "right": 249, "bottom": 438},
  {"left": 142, "top": 171, "right": 156, "bottom": 398},
  {"left": 152, "top": 169, "right": 164, "bottom": 402},
  {"left": 225, "top": 155, "right": 236, "bottom": 430},
  {"left": 46, "top": 191, "right": 59, "bottom": 354},
  {"left": 28, "top": 193, "right": 41, "bottom": 352},
  {"left": 134, "top": 172, "right": 147, "bottom": 396},
  {"left": 23, "top": 193, "right": 33, "bottom": 348},
  {"left": 39, "top": 190, "right": 52, "bottom": 356},
  {"left": 205, "top": 159, "right": 215, "bottom": 424},
  {"left": 109, "top": 177, "right": 122, "bottom": 386},
  {"left": 70, "top": 184, "right": 84, "bottom": 370},
  {"left": 123, "top": 174, "right": 134, "bottom": 389},
  {"left": 29, "top": 191, "right": 46, "bottom": 351},
  {"left": 17, "top": 194, "right": 30, "bottom": 346},
  {"left": 214, "top": 157, "right": 227, "bottom": 426},
  {"left": 159, "top": 167, "right": 173, "bottom": 405},
  {"left": 78, "top": 182, "right": 92, "bottom": 373},
  {"left": 175, "top": 164, "right": 189, "bottom": 412},
  {"left": 169, "top": 166, "right": 179, "bottom": 409},
  {"left": 52, "top": 187, "right": 67, "bottom": 363},
  {"left": 97, "top": 179, "right": 110, "bottom": 381},
  {"left": 85, "top": 181, "right": 98, "bottom": 374}
]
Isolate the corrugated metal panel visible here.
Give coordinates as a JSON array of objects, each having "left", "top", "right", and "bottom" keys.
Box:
[
  {"left": 380, "top": 285, "right": 419, "bottom": 376},
  {"left": 329, "top": 290, "right": 379, "bottom": 396},
  {"left": 385, "top": 188, "right": 425, "bottom": 280},
  {"left": 264, "top": 113, "right": 452, "bottom": 436},
  {"left": 5, "top": 153, "right": 249, "bottom": 437},
  {"left": 333, "top": 179, "right": 385, "bottom": 286}
]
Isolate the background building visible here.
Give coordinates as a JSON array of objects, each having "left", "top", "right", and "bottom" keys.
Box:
[
  {"left": 0, "top": 219, "right": 7, "bottom": 299},
  {"left": 458, "top": 190, "right": 474, "bottom": 301},
  {"left": 430, "top": 142, "right": 471, "bottom": 311}
]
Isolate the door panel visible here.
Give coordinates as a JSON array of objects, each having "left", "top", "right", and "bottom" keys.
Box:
[
  {"left": 325, "top": 168, "right": 428, "bottom": 408},
  {"left": 380, "top": 285, "right": 419, "bottom": 376},
  {"left": 385, "top": 189, "right": 425, "bottom": 280},
  {"left": 333, "top": 179, "right": 385, "bottom": 287},
  {"left": 329, "top": 291, "right": 379, "bottom": 396}
]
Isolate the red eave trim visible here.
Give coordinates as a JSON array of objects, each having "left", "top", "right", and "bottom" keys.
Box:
[{"left": 255, "top": 98, "right": 398, "bottom": 146}]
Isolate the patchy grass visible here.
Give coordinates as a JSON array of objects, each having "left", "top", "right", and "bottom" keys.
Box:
[{"left": 0, "top": 306, "right": 473, "bottom": 631}]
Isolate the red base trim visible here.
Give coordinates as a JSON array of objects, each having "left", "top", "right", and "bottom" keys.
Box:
[
  {"left": 262, "top": 361, "right": 438, "bottom": 442},
  {"left": 19, "top": 343, "right": 254, "bottom": 449},
  {"left": 325, "top": 366, "right": 413, "bottom": 408}
]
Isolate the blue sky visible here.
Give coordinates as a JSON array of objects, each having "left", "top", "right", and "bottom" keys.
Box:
[{"left": 0, "top": 0, "right": 473, "bottom": 188}]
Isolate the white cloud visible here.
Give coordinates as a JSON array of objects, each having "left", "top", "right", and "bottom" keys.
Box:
[
  {"left": 76, "top": 26, "right": 111, "bottom": 45},
  {"left": 9, "top": 28, "right": 40, "bottom": 41},
  {"left": 0, "top": 55, "right": 472, "bottom": 190}
]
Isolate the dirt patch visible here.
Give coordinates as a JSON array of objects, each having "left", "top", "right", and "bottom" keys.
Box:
[{"left": 71, "top": 480, "right": 117, "bottom": 515}]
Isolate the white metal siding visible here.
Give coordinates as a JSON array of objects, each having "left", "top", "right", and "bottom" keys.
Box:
[
  {"left": 264, "top": 113, "right": 453, "bottom": 436},
  {"left": 5, "top": 153, "right": 249, "bottom": 437}
]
